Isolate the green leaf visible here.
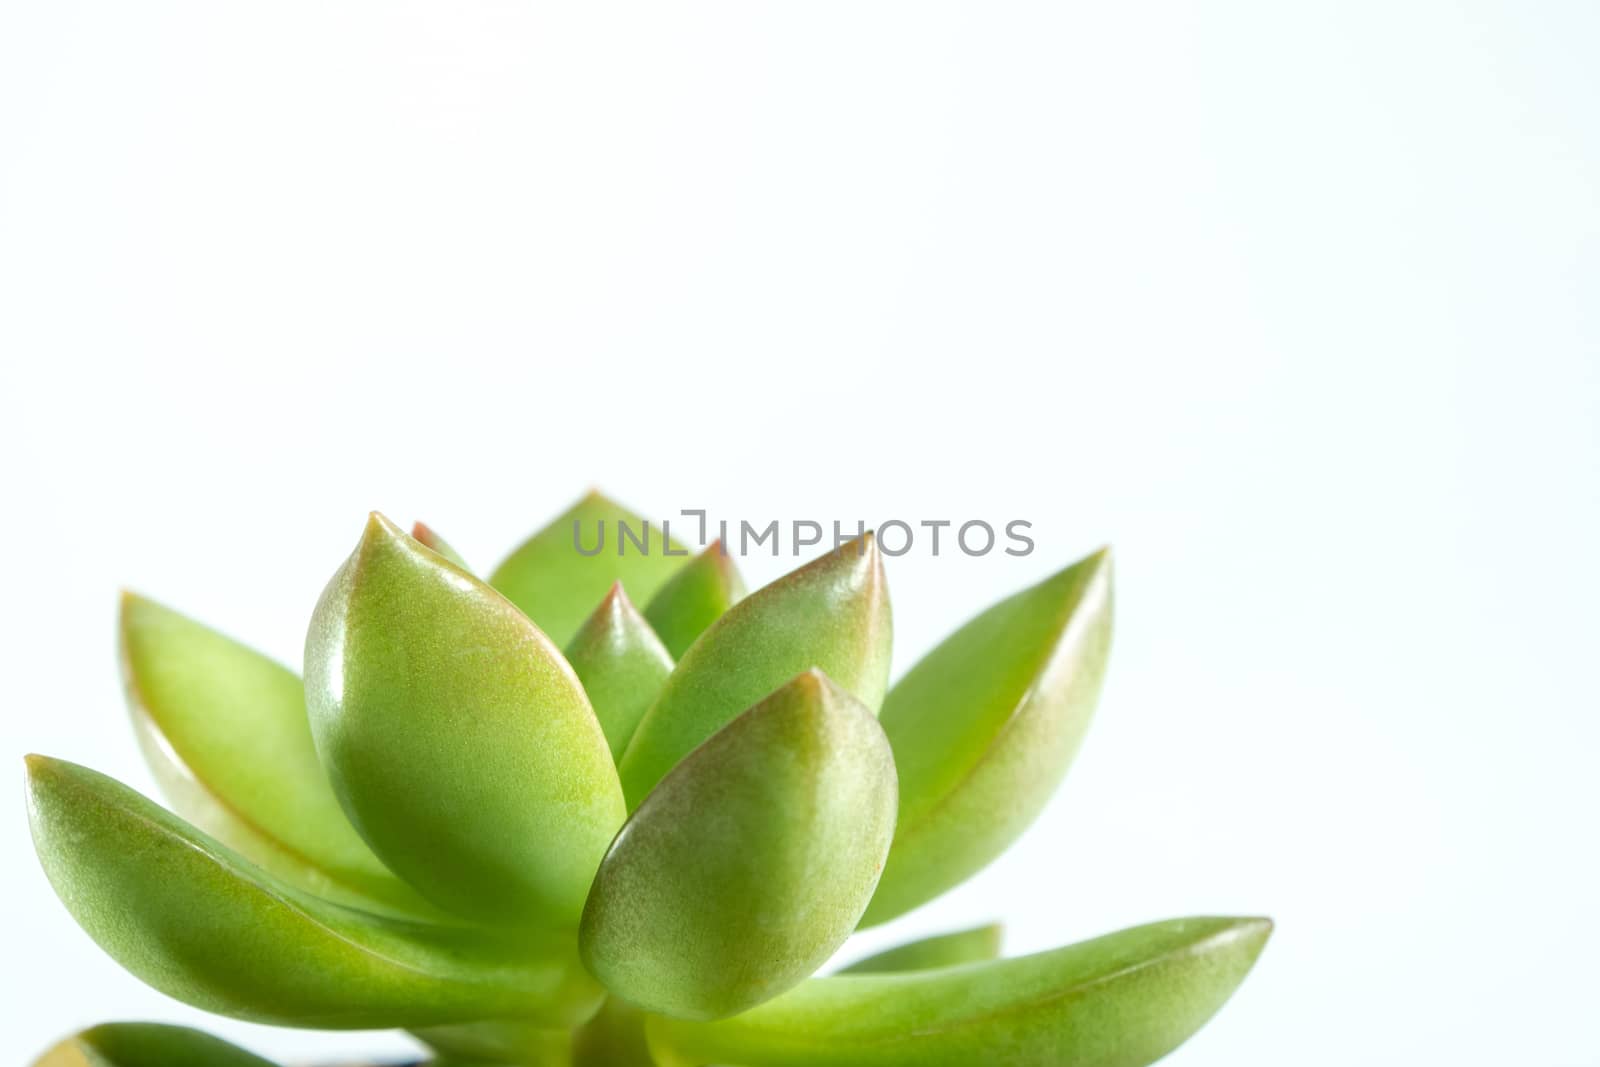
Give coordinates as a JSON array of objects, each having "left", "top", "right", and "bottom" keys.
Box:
[
  {"left": 118, "top": 593, "right": 431, "bottom": 917},
  {"left": 31, "top": 1023, "right": 280, "bottom": 1067},
  {"left": 862, "top": 550, "right": 1112, "bottom": 926},
  {"left": 838, "top": 923, "right": 1002, "bottom": 974},
  {"left": 413, "top": 521, "right": 472, "bottom": 571},
  {"left": 583, "top": 671, "right": 898, "bottom": 1021},
  {"left": 618, "top": 535, "right": 891, "bottom": 809},
  {"left": 573, "top": 999, "right": 657, "bottom": 1067},
  {"left": 647, "top": 916, "right": 1271, "bottom": 1067},
  {"left": 24, "top": 757, "right": 604, "bottom": 1030},
  {"left": 412, "top": 1020, "right": 574, "bottom": 1066},
  {"left": 490, "top": 491, "right": 689, "bottom": 647},
  {"left": 416, "top": 1003, "right": 659, "bottom": 1067},
  {"left": 565, "top": 584, "right": 675, "bottom": 762},
  {"left": 643, "top": 540, "right": 746, "bottom": 659},
  {"left": 305, "top": 513, "right": 624, "bottom": 927}
]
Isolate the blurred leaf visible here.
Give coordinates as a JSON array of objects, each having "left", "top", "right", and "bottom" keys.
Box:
[
  {"left": 648, "top": 917, "right": 1271, "bottom": 1067},
  {"left": 24, "top": 757, "right": 603, "bottom": 1030},
  {"left": 413, "top": 1020, "right": 574, "bottom": 1065},
  {"left": 584, "top": 672, "right": 898, "bottom": 1021},
  {"left": 643, "top": 540, "right": 746, "bottom": 659},
  {"left": 573, "top": 998, "right": 656, "bottom": 1067},
  {"left": 118, "top": 593, "right": 431, "bottom": 917},
  {"left": 838, "top": 924, "right": 1002, "bottom": 974},
  {"left": 415, "top": 1005, "right": 657, "bottom": 1066},
  {"left": 619, "top": 535, "right": 891, "bottom": 809},
  {"left": 490, "top": 491, "right": 688, "bottom": 647},
  {"left": 413, "top": 521, "right": 472, "bottom": 571},
  {"left": 862, "top": 550, "right": 1112, "bottom": 926},
  {"left": 565, "top": 584, "right": 675, "bottom": 762},
  {"left": 31, "top": 1023, "right": 279, "bottom": 1067},
  {"left": 305, "top": 513, "right": 624, "bottom": 927}
]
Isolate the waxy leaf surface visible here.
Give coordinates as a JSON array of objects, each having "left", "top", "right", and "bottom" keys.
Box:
[
  {"left": 32, "top": 1023, "right": 279, "bottom": 1067},
  {"left": 304, "top": 514, "right": 624, "bottom": 926},
  {"left": 619, "top": 536, "right": 890, "bottom": 808},
  {"left": 839, "top": 923, "right": 1002, "bottom": 974},
  {"left": 412, "top": 521, "right": 471, "bottom": 571},
  {"left": 648, "top": 916, "right": 1271, "bottom": 1067},
  {"left": 583, "top": 671, "right": 898, "bottom": 1021},
  {"left": 24, "top": 757, "right": 603, "bottom": 1030},
  {"left": 643, "top": 540, "right": 746, "bottom": 659},
  {"left": 863, "top": 550, "right": 1112, "bottom": 926},
  {"left": 491, "top": 492, "right": 688, "bottom": 647},
  {"left": 565, "top": 584, "right": 675, "bottom": 762},
  {"left": 118, "top": 594, "right": 427, "bottom": 916}
]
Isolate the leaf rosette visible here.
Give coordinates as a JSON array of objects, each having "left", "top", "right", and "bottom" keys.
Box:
[{"left": 25, "top": 492, "right": 1269, "bottom": 1067}]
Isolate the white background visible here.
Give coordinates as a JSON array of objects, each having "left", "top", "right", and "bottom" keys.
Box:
[{"left": 2, "top": 2, "right": 1597, "bottom": 1064}]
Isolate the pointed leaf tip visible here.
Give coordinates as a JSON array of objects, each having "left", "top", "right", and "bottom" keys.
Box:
[
  {"left": 619, "top": 535, "right": 891, "bottom": 809},
  {"left": 565, "top": 583, "right": 674, "bottom": 762},
  {"left": 644, "top": 539, "right": 748, "bottom": 659},
  {"left": 305, "top": 513, "right": 624, "bottom": 927},
  {"left": 863, "top": 548, "right": 1112, "bottom": 926},
  {"left": 489, "top": 492, "right": 689, "bottom": 647},
  {"left": 583, "top": 671, "right": 898, "bottom": 1021}
]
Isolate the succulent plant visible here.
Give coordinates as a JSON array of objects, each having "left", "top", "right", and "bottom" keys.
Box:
[{"left": 24, "top": 493, "right": 1271, "bottom": 1066}]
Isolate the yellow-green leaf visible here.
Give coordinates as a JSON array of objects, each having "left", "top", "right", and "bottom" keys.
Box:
[
  {"left": 24, "top": 757, "right": 604, "bottom": 1030},
  {"left": 31, "top": 1023, "right": 279, "bottom": 1067},
  {"left": 304, "top": 513, "right": 623, "bottom": 927},
  {"left": 838, "top": 923, "right": 1002, "bottom": 974},
  {"left": 118, "top": 593, "right": 429, "bottom": 917},
  {"left": 618, "top": 536, "right": 890, "bottom": 809},
  {"left": 583, "top": 671, "right": 898, "bottom": 1021},
  {"left": 863, "top": 550, "right": 1112, "bottom": 926},
  {"left": 565, "top": 584, "right": 675, "bottom": 762},
  {"left": 490, "top": 492, "right": 689, "bottom": 647},
  {"left": 643, "top": 540, "right": 746, "bottom": 659},
  {"left": 648, "top": 917, "right": 1271, "bottom": 1067}
]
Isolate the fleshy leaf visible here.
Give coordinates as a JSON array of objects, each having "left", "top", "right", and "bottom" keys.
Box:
[
  {"left": 838, "top": 923, "right": 1002, "bottom": 974},
  {"left": 24, "top": 757, "right": 604, "bottom": 1030},
  {"left": 862, "top": 550, "right": 1112, "bottom": 926},
  {"left": 31, "top": 1023, "right": 279, "bottom": 1067},
  {"left": 118, "top": 594, "right": 430, "bottom": 917},
  {"left": 565, "top": 584, "right": 675, "bottom": 762},
  {"left": 647, "top": 917, "right": 1271, "bottom": 1067},
  {"left": 583, "top": 671, "right": 898, "bottom": 1021},
  {"left": 490, "top": 491, "right": 689, "bottom": 647},
  {"left": 642, "top": 540, "right": 746, "bottom": 659},
  {"left": 618, "top": 535, "right": 891, "bottom": 809},
  {"left": 304, "top": 513, "right": 625, "bottom": 927},
  {"left": 413, "top": 521, "right": 471, "bottom": 571}
]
